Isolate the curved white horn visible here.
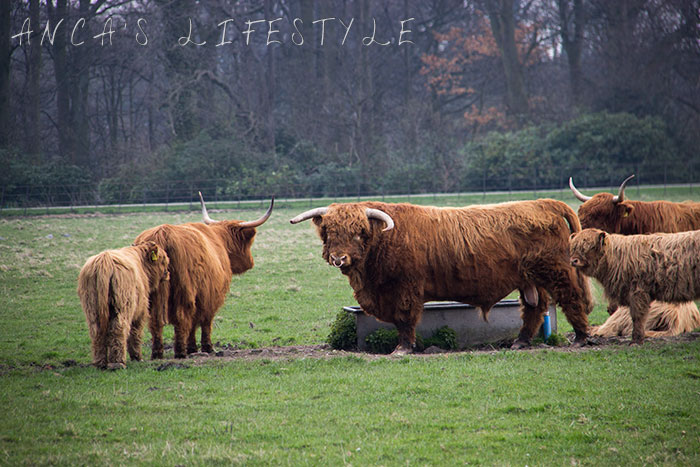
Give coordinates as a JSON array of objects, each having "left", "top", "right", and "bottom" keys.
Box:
[
  {"left": 199, "top": 191, "right": 217, "bottom": 225},
  {"left": 239, "top": 197, "right": 275, "bottom": 228},
  {"left": 569, "top": 178, "right": 592, "bottom": 202},
  {"left": 612, "top": 175, "right": 635, "bottom": 203},
  {"left": 366, "top": 208, "right": 394, "bottom": 232},
  {"left": 289, "top": 207, "right": 328, "bottom": 224}
]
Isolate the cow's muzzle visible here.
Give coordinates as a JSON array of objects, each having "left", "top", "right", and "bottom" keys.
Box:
[{"left": 330, "top": 254, "right": 348, "bottom": 268}]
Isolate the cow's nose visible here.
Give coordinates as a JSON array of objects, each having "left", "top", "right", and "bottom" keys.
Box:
[
  {"left": 570, "top": 258, "right": 580, "bottom": 267},
  {"left": 331, "top": 254, "right": 347, "bottom": 267}
]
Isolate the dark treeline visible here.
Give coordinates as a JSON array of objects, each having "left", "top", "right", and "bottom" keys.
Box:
[{"left": 1, "top": 0, "right": 699, "bottom": 206}]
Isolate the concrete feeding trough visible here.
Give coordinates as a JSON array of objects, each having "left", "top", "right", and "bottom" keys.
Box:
[{"left": 343, "top": 299, "right": 557, "bottom": 350}]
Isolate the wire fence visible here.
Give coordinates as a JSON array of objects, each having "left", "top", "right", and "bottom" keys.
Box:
[{"left": 1, "top": 161, "right": 698, "bottom": 215}]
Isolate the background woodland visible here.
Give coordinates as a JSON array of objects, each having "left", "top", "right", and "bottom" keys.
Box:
[{"left": 1, "top": 0, "right": 699, "bottom": 205}]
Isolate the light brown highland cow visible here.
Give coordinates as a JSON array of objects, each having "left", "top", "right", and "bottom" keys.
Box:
[
  {"left": 591, "top": 301, "right": 700, "bottom": 338},
  {"left": 77, "top": 241, "right": 169, "bottom": 369},
  {"left": 570, "top": 228, "right": 700, "bottom": 344}
]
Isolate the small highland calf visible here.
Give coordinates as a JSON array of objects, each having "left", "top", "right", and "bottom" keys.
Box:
[
  {"left": 591, "top": 301, "right": 700, "bottom": 338},
  {"left": 77, "top": 241, "right": 169, "bottom": 369},
  {"left": 570, "top": 228, "right": 700, "bottom": 344}
]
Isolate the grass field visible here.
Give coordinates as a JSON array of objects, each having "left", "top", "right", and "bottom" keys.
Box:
[{"left": 1, "top": 187, "right": 699, "bottom": 465}]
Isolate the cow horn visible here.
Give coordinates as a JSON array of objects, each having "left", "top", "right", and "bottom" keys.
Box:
[
  {"left": 366, "top": 208, "right": 394, "bottom": 232},
  {"left": 239, "top": 197, "right": 275, "bottom": 228},
  {"left": 289, "top": 207, "right": 329, "bottom": 224},
  {"left": 612, "top": 175, "right": 635, "bottom": 203},
  {"left": 198, "top": 191, "right": 217, "bottom": 225},
  {"left": 569, "top": 178, "right": 592, "bottom": 202}
]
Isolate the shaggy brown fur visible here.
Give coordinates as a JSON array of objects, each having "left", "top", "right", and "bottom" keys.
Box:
[
  {"left": 572, "top": 181, "right": 700, "bottom": 235},
  {"left": 570, "top": 228, "right": 700, "bottom": 344},
  {"left": 572, "top": 176, "right": 700, "bottom": 316},
  {"left": 134, "top": 199, "right": 272, "bottom": 358},
  {"left": 77, "top": 241, "right": 169, "bottom": 369},
  {"left": 592, "top": 301, "right": 700, "bottom": 338},
  {"left": 291, "top": 199, "right": 593, "bottom": 353}
]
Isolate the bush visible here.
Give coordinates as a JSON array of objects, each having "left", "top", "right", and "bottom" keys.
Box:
[
  {"left": 365, "top": 328, "right": 399, "bottom": 354},
  {"left": 545, "top": 333, "right": 568, "bottom": 347},
  {"left": 327, "top": 311, "right": 357, "bottom": 351},
  {"left": 364, "top": 326, "right": 457, "bottom": 354},
  {"left": 423, "top": 326, "right": 458, "bottom": 351}
]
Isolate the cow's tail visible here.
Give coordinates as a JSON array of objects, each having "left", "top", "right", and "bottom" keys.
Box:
[
  {"left": 546, "top": 199, "right": 593, "bottom": 314},
  {"left": 78, "top": 254, "right": 113, "bottom": 344},
  {"left": 95, "top": 256, "right": 114, "bottom": 335},
  {"left": 545, "top": 199, "right": 582, "bottom": 234}
]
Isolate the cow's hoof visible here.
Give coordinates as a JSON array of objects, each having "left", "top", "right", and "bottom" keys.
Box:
[
  {"left": 510, "top": 339, "right": 530, "bottom": 350},
  {"left": 107, "top": 363, "right": 126, "bottom": 370},
  {"left": 201, "top": 345, "right": 214, "bottom": 354},
  {"left": 390, "top": 346, "right": 412, "bottom": 356},
  {"left": 151, "top": 351, "right": 163, "bottom": 360},
  {"left": 173, "top": 352, "right": 187, "bottom": 359}
]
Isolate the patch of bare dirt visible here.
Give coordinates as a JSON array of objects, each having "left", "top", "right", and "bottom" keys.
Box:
[{"left": 179, "top": 332, "right": 700, "bottom": 364}]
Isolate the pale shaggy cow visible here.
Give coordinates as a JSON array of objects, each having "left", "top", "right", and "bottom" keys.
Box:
[
  {"left": 591, "top": 301, "right": 700, "bottom": 338},
  {"left": 77, "top": 241, "right": 169, "bottom": 369}
]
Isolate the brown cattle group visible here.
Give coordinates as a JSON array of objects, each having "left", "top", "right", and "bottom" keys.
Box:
[{"left": 77, "top": 176, "right": 700, "bottom": 367}]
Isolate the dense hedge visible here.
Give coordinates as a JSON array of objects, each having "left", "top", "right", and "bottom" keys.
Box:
[{"left": 1, "top": 112, "right": 689, "bottom": 208}]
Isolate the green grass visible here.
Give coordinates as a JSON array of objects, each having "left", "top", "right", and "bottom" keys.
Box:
[{"left": 1, "top": 189, "right": 699, "bottom": 465}]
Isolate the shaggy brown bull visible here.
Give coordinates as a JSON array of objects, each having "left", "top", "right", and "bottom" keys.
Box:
[
  {"left": 77, "top": 241, "right": 169, "bottom": 369},
  {"left": 570, "top": 175, "right": 700, "bottom": 234},
  {"left": 570, "top": 228, "right": 700, "bottom": 344},
  {"left": 291, "top": 200, "right": 593, "bottom": 353},
  {"left": 135, "top": 195, "right": 273, "bottom": 358}
]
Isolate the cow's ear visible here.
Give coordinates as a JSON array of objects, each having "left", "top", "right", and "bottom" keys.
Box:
[
  {"left": 598, "top": 231, "right": 607, "bottom": 247},
  {"left": 622, "top": 203, "right": 633, "bottom": 218},
  {"left": 241, "top": 227, "right": 256, "bottom": 241},
  {"left": 312, "top": 216, "right": 323, "bottom": 227}
]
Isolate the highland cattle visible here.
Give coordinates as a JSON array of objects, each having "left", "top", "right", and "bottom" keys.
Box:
[
  {"left": 570, "top": 228, "right": 700, "bottom": 344},
  {"left": 591, "top": 301, "right": 700, "bottom": 338},
  {"left": 570, "top": 175, "right": 700, "bottom": 234},
  {"left": 291, "top": 200, "right": 593, "bottom": 353},
  {"left": 77, "top": 241, "right": 169, "bottom": 369},
  {"left": 135, "top": 195, "right": 273, "bottom": 358}
]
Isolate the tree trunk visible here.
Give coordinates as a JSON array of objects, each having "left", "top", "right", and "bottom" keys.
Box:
[
  {"left": 47, "top": 0, "right": 74, "bottom": 162},
  {"left": 0, "top": 0, "right": 12, "bottom": 147},
  {"left": 558, "top": 0, "right": 586, "bottom": 108},
  {"left": 482, "top": 0, "right": 529, "bottom": 117},
  {"left": 27, "top": 0, "right": 42, "bottom": 156}
]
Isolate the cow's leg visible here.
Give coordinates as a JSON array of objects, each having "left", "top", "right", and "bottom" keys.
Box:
[
  {"left": 512, "top": 287, "right": 548, "bottom": 349},
  {"left": 553, "top": 268, "right": 592, "bottom": 346},
  {"left": 200, "top": 317, "right": 214, "bottom": 354},
  {"left": 628, "top": 290, "right": 651, "bottom": 345},
  {"left": 173, "top": 303, "right": 197, "bottom": 358},
  {"left": 391, "top": 297, "right": 422, "bottom": 355},
  {"left": 127, "top": 315, "right": 144, "bottom": 362},
  {"left": 106, "top": 317, "right": 128, "bottom": 370},
  {"left": 187, "top": 324, "right": 199, "bottom": 354},
  {"left": 91, "top": 324, "right": 108, "bottom": 369},
  {"left": 149, "top": 316, "right": 164, "bottom": 360},
  {"left": 149, "top": 286, "right": 167, "bottom": 360},
  {"left": 606, "top": 297, "right": 620, "bottom": 316}
]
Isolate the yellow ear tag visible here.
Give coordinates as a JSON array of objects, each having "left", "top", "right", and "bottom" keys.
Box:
[
  {"left": 150, "top": 251, "right": 158, "bottom": 262},
  {"left": 623, "top": 211, "right": 629, "bottom": 217}
]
